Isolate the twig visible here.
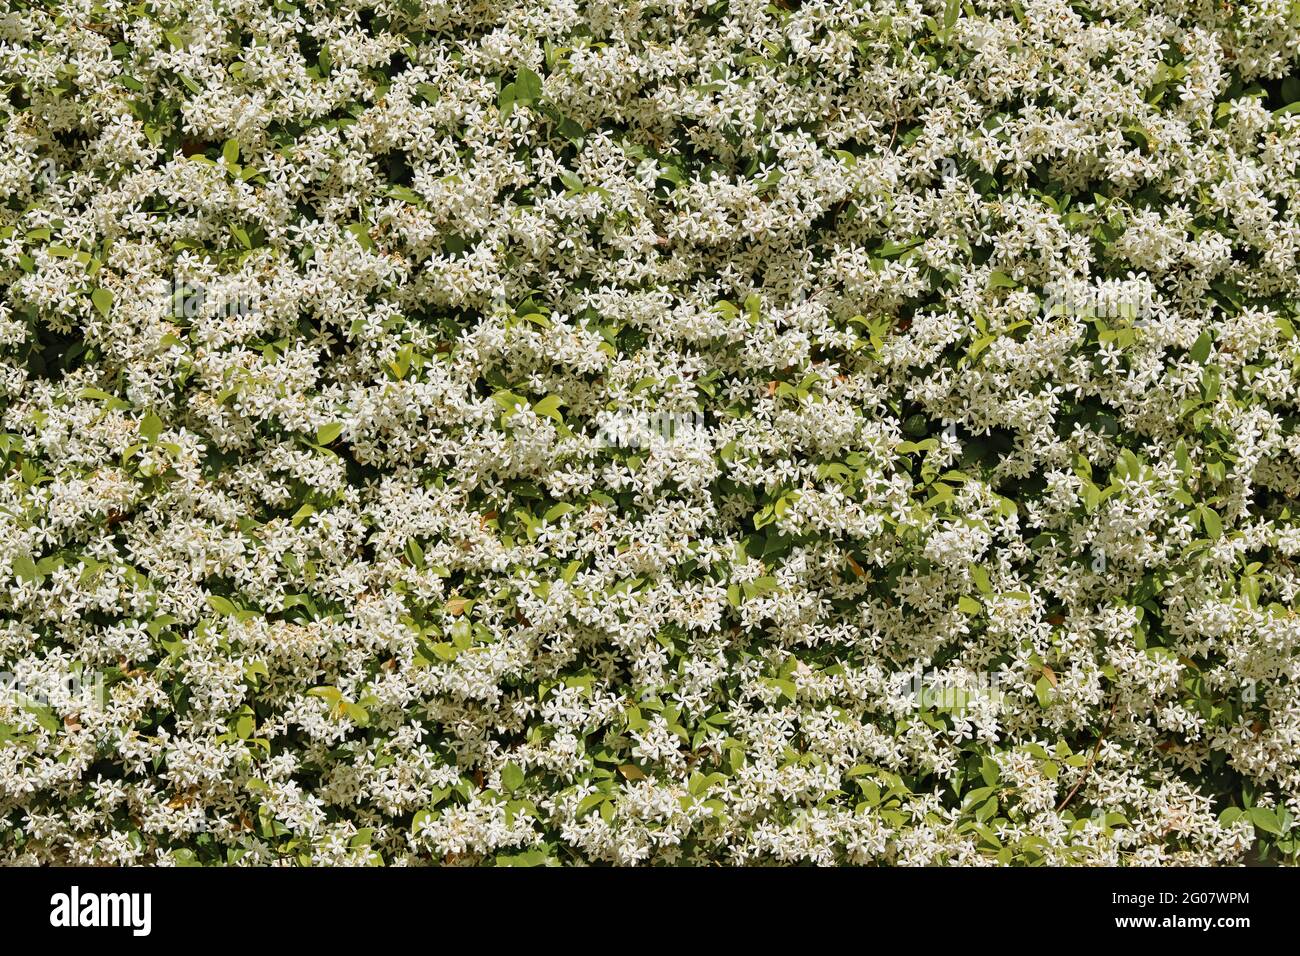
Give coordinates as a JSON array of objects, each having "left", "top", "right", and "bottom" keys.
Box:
[{"left": 1056, "top": 697, "right": 1117, "bottom": 813}]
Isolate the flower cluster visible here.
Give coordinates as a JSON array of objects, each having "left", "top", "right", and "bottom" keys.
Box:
[{"left": 2, "top": 0, "right": 1299, "bottom": 866}]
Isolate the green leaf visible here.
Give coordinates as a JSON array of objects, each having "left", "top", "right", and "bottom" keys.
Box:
[
  {"left": 515, "top": 67, "right": 543, "bottom": 105},
  {"left": 1034, "top": 676, "right": 1053, "bottom": 707},
  {"left": 496, "top": 848, "right": 549, "bottom": 867},
  {"left": 139, "top": 411, "right": 163, "bottom": 443},
  {"left": 532, "top": 395, "right": 563, "bottom": 421},
  {"left": 980, "top": 756, "right": 1000, "bottom": 787},
  {"left": 346, "top": 222, "right": 374, "bottom": 251},
  {"left": 498, "top": 82, "right": 516, "bottom": 119},
  {"left": 943, "top": 0, "right": 960, "bottom": 31},
  {"left": 1199, "top": 505, "right": 1222, "bottom": 540},
  {"left": 385, "top": 185, "right": 422, "bottom": 204},
  {"left": 26, "top": 704, "right": 61, "bottom": 733},
  {"left": 543, "top": 503, "right": 574, "bottom": 523},
  {"left": 501, "top": 762, "right": 525, "bottom": 793},
  {"left": 12, "top": 554, "right": 39, "bottom": 584},
  {"left": 91, "top": 288, "right": 113, "bottom": 318},
  {"left": 1189, "top": 331, "right": 1212, "bottom": 364},
  {"left": 1250, "top": 807, "right": 1284, "bottom": 836},
  {"left": 315, "top": 422, "right": 344, "bottom": 445},
  {"left": 207, "top": 595, "right": 238, "bottom": 616},
  {"left": 492, "top": 390, "right": 524, "bottom": 414}
]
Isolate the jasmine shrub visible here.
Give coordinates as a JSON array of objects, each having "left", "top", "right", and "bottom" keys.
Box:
[{"left": 2, "top": 0, "right": 1300, "bottom": 866}]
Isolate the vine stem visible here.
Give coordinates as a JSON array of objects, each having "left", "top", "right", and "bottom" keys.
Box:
[{"left": 1057, "top": 697, "right": 1118, "bottom": 814}]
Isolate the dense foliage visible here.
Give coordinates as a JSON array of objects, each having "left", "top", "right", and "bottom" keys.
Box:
[{"left": 2, "top": 0, "right": 1300, "bottom": 865}]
